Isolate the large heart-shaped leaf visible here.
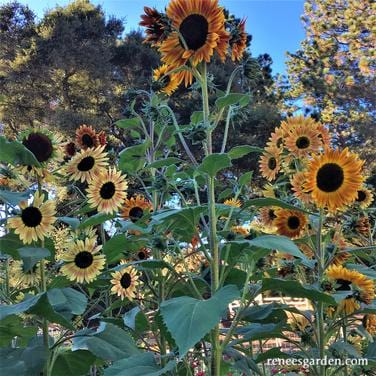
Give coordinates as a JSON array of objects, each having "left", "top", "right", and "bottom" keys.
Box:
[{"left": 160, "top": 285, "right": 240, "bottom": 358}]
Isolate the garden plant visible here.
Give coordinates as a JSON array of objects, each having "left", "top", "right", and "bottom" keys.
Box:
[{"left": 0, "top": 0, "right": 375, "bottom": 375}]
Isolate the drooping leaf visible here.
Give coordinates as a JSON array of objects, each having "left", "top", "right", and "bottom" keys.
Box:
[
  {"left": 228, "top": 145, "right": 263, "bottom": 159},
  {"left": 115, "top": 118, "right": 141, "bottom": 129},
  {"left": 0, "top": 189, "right": 31, "bottom": 206},
  {"left": 198, "top": 153, "right": 232, "bottom": 177},
  {"left": 0, "top": 315, "right": 37, "bottom": 346},
  {"left": 18, "top": 247, "right": 50, "bottom": 272},
  {"left": 57, "top": 217, "right": 80, "bottom": 230},
  {"left": 0, "top": 232, "right": 23, "bottom": 259},
  {"left": 239, "top": 171, "right": 253, "bottom": 186},
  {"left": 123, "top": 307, "right": 149, "bottom": 333},
  {"left": 51, "top": 350, "right": 96, "bottom": 376},
  {"left": 215, "top": 93, "right": 250, "bottom": 109},
  {"left": 0, "top": 136, "right": 41, "bottom": 167},
  {"left": 78, "top": 212, "right": 115, "bottom": 229},
  {"left": 72, "top": 322, "right": 140, "bottom": 361},
  {"left": 118, "top": 142, "right": 150, "bottom": 174},
  {"left": 148, "top": 157, "right": 182, "bottom": 169},
  {"left": 160, "top": 285, "right": 240, "bottom": 358}
]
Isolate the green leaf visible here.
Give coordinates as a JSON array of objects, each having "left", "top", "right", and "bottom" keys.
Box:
[
  {"left": 330, "top": 341, "right": 360, "bottom": 358},
  {"left": 215, "top": 93, "right": 250, "bottom": 109},
  {"left": 47, "top": 288, "right": 87, "bottom": 317},
  {"left": 102, "top": 234, "right": 128, "bottom": 263},
  {"left": 104, "top": 353, "right": 176, "bottom": 376},
  {"left": 190, "top": 111, "right": 203, "bottom": 125},
  {"left": 51, "top": 350, "right": 96, "bottom": 376},
  {"left": 57, "top": 217, "right": 80, "bottom": 230},
  {"left": 248, "top": 235, "right": 310, "bottom": 264},
  {"left": 118, "top": 142, "right": 150, "bottom": 174},
  {"left": 78, "top": 212, "right": 115, "bottom": 229},
  {"left": 228, "top": 145, "right": 263, "bottom": 159},
  {"left": 346, "top": 263, "right": 376, "bottom": 279},
  {"left": 0, "top": 136, "right": 41, "bottom": 167},
  {"left": 243, "top": 198, "right": 317, "bottom": 216},
  {"left": 0, "top": 348, "right": 26, "bottom": 374},
  {"left": 218, "top": 188, "right": 234, "bottom": 201},
  {"left": 255, "top": 347, "right": 290, "bottom": 363},
  {"left": 18, "top": 247, "right": 50, "bottom": 272},
  {"left": 261, "top": 278, "right": 335, "bottom": 304},
  {"left": 239, "top": 171, "right": 253, "bottom": 186},
  {"left": 148, "top": 157, "right": 182, "bottom": 169},
  {"left": 72, "top": 322, "right": 140, "bottom": 361},
  {"left": 0, "top": 316, "right": 37, "bottom": 346},
  {"left": 0, "top": 232, "right": 23, "bottom": 259},
  {"left": 0, "top": 189, "right": 30, "bottom": 206},
  {"left": 236, "top": 323, "right": 284, "bottom": 341},
  {"left": 198, "top": 153, "right": 232, "bottom": 177},
  {"left": 160, "top": 285, "right": 240, "bottom": 358},
  {"left": 115, "top": 118, "right": 141, "bottom": 129},
  {"left": 123, "top": 307, "right": 149, "bottom": 334}
]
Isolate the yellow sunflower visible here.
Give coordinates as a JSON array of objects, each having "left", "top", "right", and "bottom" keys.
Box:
[
  {"left": 354, "top": 187, "right": 373, "bottom": 209},
  {"left": 224, "top": 198, "right": 241, "bottom": 208},
  {"left": 274, "top": 209, "right": 307, "bottom": 239},
  {"left": 261, "top": 184, "right": 276, "bottom": 198},
  {"left": 7, "top": 192, "right": 56, "bottom": 244},
  {"left": 120, "top": 194, "right": 152, "bottom": 222},
  {"left": 229, "top": 18, "right": 247, "bottom": 61},
  {"left": 110, "top": 261, "right": 139, "bottom": 301},
  {"left": 259, "top": 206, "right": 278, "bottom": 227},
  {"left": 9, "top": 260, "right": 41, "bottom": 287},
  {"left": 266, "top": 126, "right": 285, "bottom": 150},
  {"left": 65, "top": 145, "right": 108, "bottom": 183},
  {"left": 87, "top": 168, "right": 128, "bottom": 214},
  {"left": 284, "top": 119, "right": 322, "bottom": 157},
  {"left": 231, "top": 225, "right": 249, "bottom": 236},
  {"left": 153, "top": 64, "right": 182, "bottom": 95},
  {"left": 75, "top": 125, "right": 99, "bottom": 149},
  {"left": 160, "top": 0, "right": 229, "bottom": 68},
  {"left": 290, "top": 171, "right": 311, "bottom": 204},
  {"left": 60, "top": 238, "right": 105, "bottom": 283},
  {"left": 363, "top": 314, "right": 376, "bottom": 335},
  {"left": 326, "top": 265, "right": 375, "bottom": 315},
  {"left": 304, "top": 148, "right": 364, "bottom": 211},
  {"left": 259, "top": 146, "right": 281, "bottom": 181}
]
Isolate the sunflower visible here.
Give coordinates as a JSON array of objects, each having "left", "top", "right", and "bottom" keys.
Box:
[
  {"left": 21, "top": 129, "right": 61, "bottom": 164},
  {"left": 266, "top": 126, "right": 285, "bottom": 150},
  {"left": 229, "top": 18, "right": 247, "bottom": 61},
  {"left": 121, "top": 194, "right": 152, "bottom": 222},
  {"left": 304, "top": 148, "right": 364, "bottom": 211},
  {"left": 140, "top": 6, "right": 170, "bottom": 46},
  {"left": 284, "top": 119, "right": 322, "bottom": 157},
  {"left": 261, "top": 184, "right": 276, "bottom": 198},
  {"left": 259, "top": 206, "right": 278, "bottom": 227},
  {"left": 10, "top": 260, "right": 41, "bottom": 287},
  {"left": 259, "top": 146, "right": 281, "bottom": 181},
  {"left": 329, "top": 226, "right": 351, "bottom": 266},
  {"left": 87, "top": 168, "right": 128, "bottom": 214},
  {"left": 224, "top": 198, "right": 241, "bottom": 208},
  {"left": 355, "top": 215, "right": 370, "bottom": 236},
  {"left": 354, "top": 187, "right": 373, "bottom": 209},
  {"left": 160, "top": 0, "right": 229, "bottom": 68},
  {"left": 153, "top": 64, "right": 182, "bottom": 95},
  {"left": 274, "top": 209, "right": 307, "bottom": 239},
  {"left": 317, "top": 123, "right": 331, "bottom": 147},
  {"left": 363, "top": 314, "right": 376, "bottom": 335},
  {"left": 110, "top": 262, "right": 139, "bottom": 301},
  {"left": 231, "top": 225, "right": 249, "bottom": 236},
  {"left": 75, "top": 125, "right": 99, "bottom": 149},
  {"left": 65, "top": 146, "right": 108, "bottom": 183},
  {"left": 326, "top": 265, "right": 375, "bottom": 315},
  {"left": 64, "top": 142, "right": 76, "bottom": 157},
  {"left": 287, "top": 312, "right": 311, "bottom": 333},
  {"left": 60, "top": 238, "right": 105, "bottom": 283},
  {"left": 135, "top": 247, "right": 151, "bottom": 260},
  {"left": 290, "top": 171, "right": 311, "bottom": 204},
  {"left": 7, "top": 192, "right": 56, "bottom": 244}
]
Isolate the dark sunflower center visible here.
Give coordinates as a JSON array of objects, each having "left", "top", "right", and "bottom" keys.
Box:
[
  {"left": 21, "top": 206, "right": 42, "bottom": 227},
  {"left": 287, "top": 215, "right": 300, "bottom": 230},
  {"left": 316, "top": 163, "right": 344, "bottom": 193},
  {"left": 296, "top": 136, "right": 310, "bottom": 149},
  {"left": 129, "top": 207, "right": 144, "bottom": 222},
  {"left": 336, "top": 279, "right": 351, "bottom": 291},
  {"left": 82, "top": 133, "right": 94, "bottom": 147},
  {"left": 356, "top": 190, "right": 366, "bottom": 202},
  {"left": 23, "top": 132, "right": 53, "bottom": 162},
  {"left": 100, "top": 182, "right": 116, "bottom": 199},
  {"left": 120, "top": 272, "right": 132, "bottom": 289},
  {"left": 268, "top": 157, "right": 277, "bottom": 170},
  {"left": 77, "top": 156, "right": 95, "bottom": 171},
  {"left": 74, "top": 251, "right": 94, "bottom": 268},
  {"left": 268, "top": 209, "right": 276, "bottom": 220},
  {"left": 179, "top": 14, "right": 209, "bottom": 50},
  {"left": 138, "top": 251, "right": 147, "bottom": 260}
]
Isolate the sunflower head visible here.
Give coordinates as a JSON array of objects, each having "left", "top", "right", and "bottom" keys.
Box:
[
  {"left": 274, "top": 209, "right": 307, "bottom": 239},
  {"left": 259, "top": 146, "right": 281, "bottom": 182},
  {"left": 111, "top": 263, "right": 139, "bottom": 301},
  {"left": 228, "top": 18, "right": 247, "bottom": 61},
  {"left": 224, "top": 198, "right": 241, "bottom": 208},
  {"left": 259, "top": 206, "right": 278, "bottom": 228},
  {"left": 153, "top": 64, "right": 182, "bottom": 95},
  {"left": 75, "top": 125, "right": 99, "bottom": 149},
  {"left": 64, "top": 142, "right": 77, "bottom": 157},
  {"left": 304, "top": 148, "right": 364, "bottom": 211},
  {"left": 355, "top": 187, "right": 373, "bottom": 209},
  {"left": 363, "top": 314, "right": 376, "bottom": 335},
  {"left": 121, "top": 194, "right": 153, "bottom": 223},
  {"left": 140, "top": 6, "right": 171, "bottom": 45}
]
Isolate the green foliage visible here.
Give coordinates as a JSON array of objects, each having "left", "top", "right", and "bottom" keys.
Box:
[
  {"left": 0, "top": 137, "right": 40, "bottom": 167},
  {"left": 51, "top": 350, "right": 96, "bottom": 376}
]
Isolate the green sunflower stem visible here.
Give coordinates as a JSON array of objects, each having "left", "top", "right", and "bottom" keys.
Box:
[{"left": 200, "top": 62, "right": 221, "bottom": 375}]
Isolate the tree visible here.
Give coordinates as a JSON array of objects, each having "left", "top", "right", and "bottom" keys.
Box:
[{"left": 286, "top": 0, "right": 375, "bottom": 166}]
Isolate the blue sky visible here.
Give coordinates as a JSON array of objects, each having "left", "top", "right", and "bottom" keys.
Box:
[{"left": 6, "top": 0, "right": 306, "bottom": 75}]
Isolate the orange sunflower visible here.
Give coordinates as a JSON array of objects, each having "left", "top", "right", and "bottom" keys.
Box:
[
  {"left": 87, "top": 168, "right": 128, "bottom": 214},
  {"left": 160, "top": 0, "right": 229, "bottom": 68},
  {"left": 274, "top": 209, "right": 307, "bottom": 239},
  {"left": 75, "top": 125, "right": 99, "bottom": 149},
  {"left": 121, "top": 194, "right": 153, "bottom": 223},
  {"left": 153, "top": 64, "right": 183, "bottom": 95},
  {"left": 304, "top": 148, "right": 364, "bottom": 211},
  {"left": 259, "top": 146, "right": 281, "bottom": 181},
  {"left": 354, "top": 187, "right": 373, "bottom": 209},
  {"left": 290, "top": 171, "right": 311, "bottom": 204},
  {"left": 139, "top": 6, "right": 170, "bottom": 46},
  {"left": 259, "top": 206, "right": 278, "bottom": 227},
  {"left": 229, "top": 18, "right": 247, "bottom": 61}
]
